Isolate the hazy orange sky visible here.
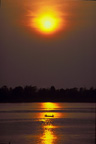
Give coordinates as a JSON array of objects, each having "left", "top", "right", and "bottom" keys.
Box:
[{"left": 0, "top": 0, "right": 96, "bottom": 88}]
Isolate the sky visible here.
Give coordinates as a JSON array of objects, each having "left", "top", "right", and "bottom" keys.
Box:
[{"left": 0, "top": 0, "right": 96, "bottom": 89}]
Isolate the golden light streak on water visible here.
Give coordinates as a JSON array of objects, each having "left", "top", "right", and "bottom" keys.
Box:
[
  {"left": 41, "top": 124, "right": 57, "bottom": 144},
  {"left": 41, "top": 102, "right": 59, "bottom": 110}
]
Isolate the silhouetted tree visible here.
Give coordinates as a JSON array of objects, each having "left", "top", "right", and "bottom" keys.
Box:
[{"left": 0, "top": 85, "right": 96, "bottom": 103}]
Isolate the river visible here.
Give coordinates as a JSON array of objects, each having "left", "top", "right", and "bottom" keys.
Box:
[{"left": 0, "top": 103, "right": 95, "bottom": 144}]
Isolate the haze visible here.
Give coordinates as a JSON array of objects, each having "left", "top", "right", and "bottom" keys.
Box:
[{"left": 0, "top": 0, "right": 96, "bottom": 88}]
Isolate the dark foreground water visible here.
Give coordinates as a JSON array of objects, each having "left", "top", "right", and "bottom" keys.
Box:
[{"left": 0, "top": 103, "right": 95, "bottom": 144}]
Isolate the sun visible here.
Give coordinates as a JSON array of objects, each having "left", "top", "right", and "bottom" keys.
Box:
[
  {"left": 31, "top": 11, "right": 62, "bottom": 34},
  {"left": 39, "top": 15, "right": 57, "bottom": 33},
  {"left": 44, "top": 20, "right": 52, "bottom": 29}
]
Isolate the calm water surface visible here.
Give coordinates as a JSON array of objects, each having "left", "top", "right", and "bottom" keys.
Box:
[{"left": 0, "top": 103, "right": 95, "bottom": 144}]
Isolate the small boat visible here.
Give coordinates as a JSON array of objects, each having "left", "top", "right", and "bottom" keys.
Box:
[{"left": 45, "top": 114, "right": 54, "bottom": 117}]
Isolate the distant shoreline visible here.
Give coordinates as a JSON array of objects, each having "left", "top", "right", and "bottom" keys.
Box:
[
  {"left": 0, "top": 101, "right": 95, "bottom": 103},
  {"left": 0, "top": 86, "right": 96, "bottom": 103}
]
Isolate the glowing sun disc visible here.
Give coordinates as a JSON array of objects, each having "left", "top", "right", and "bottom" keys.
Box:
[
  {"left": 40, "top": 16, "right": 57, "bottom": 32},
  {"left": 32, "top": 12, "right": 62, "bottom": 34}
]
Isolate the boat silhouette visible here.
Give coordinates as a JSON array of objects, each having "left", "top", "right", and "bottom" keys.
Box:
[{"left": 45, "top": 114, "right": 54, "bottom": 117}]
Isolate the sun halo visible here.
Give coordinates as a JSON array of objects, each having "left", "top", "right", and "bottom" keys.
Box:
[{"left": 32, "top": 12, "right": 62, "bottom": 35}]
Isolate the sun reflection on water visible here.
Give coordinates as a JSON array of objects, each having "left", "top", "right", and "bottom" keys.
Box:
[
  {"left": 40, "top": 103, "right": 59, "bottom": 144},
  {"left": 41, "top": 122, "right": 57, "bottom": 144},
  {"left": 39, "top": 102, "right": 62, "bottom": 119},
  {"left": 42, "top": 102, "right": 59, "bottom": 110}
]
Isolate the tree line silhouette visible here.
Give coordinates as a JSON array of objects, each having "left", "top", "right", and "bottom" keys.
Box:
[{"left": 0, "top": 86, "right": 96, "bottom": 103}]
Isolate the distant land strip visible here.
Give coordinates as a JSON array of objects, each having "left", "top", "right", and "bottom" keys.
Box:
[{"left": 0, "top": 86, "right": 96, "bottom": 103}]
